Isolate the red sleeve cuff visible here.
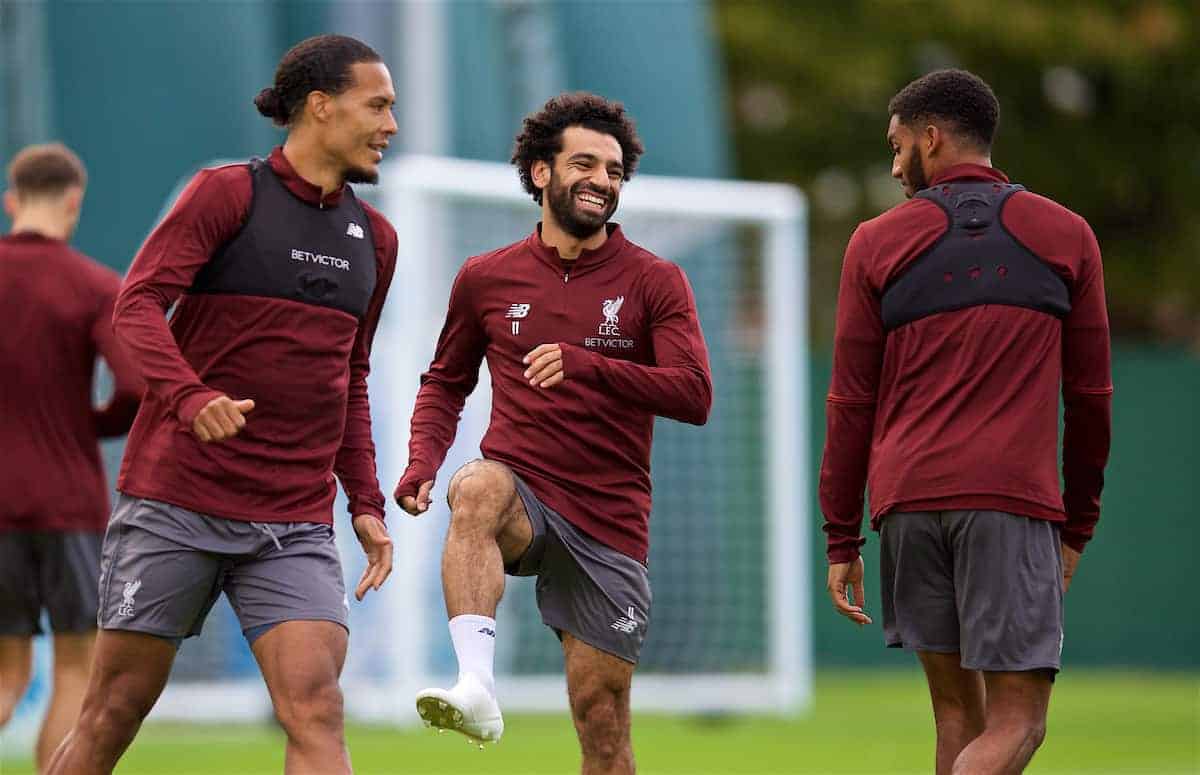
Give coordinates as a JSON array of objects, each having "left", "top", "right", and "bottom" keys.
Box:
[
  {"left": 826, "top": 539, "right": 866, "bottom": 565},
  {"left": 559, "top": 342, "right": 602, "bottom": 385},
  {"left": 1060, "top": 529, "right": 1091, "bottom": 554},
  {"left": 348, "top": 495, "right": 386, "bottom": 522},
  {"left": 394, "top": 466, "right": 435, "bottom": 504},
  {"left": 175, "top": 387, "right": 224, "bottom": 430}
]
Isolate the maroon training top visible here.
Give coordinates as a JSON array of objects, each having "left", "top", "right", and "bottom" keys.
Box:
[
  {"left": 115, "top": 148, "right": 396, "bottom": 524},
  {"left": 1, "top": 233, "right": 143, "bottom": 531},
  {"left": 820, "top": 164, "right": 1113, "bottom": 563},
  {"left": 395, "top": 225, "right": 713, "bottom": 563}
]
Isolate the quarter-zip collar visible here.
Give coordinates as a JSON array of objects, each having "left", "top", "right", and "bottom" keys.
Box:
[
  {"left": 929, "top": 163, "right": 1009, "bottom": 187},
  {"left": 268, "top": 146, "right": 346, "bottom": 209},
  {"left": 527, "top": 222, "right": 627, "bottom": 278}
]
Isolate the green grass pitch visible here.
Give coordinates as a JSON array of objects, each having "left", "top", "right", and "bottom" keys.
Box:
[{"left": 2, "top": 671, "right": 1195, "bottom": 773}]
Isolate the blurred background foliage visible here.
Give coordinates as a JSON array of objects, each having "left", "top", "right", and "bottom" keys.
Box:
[{"left": 716, "top": 0, "right": 1200, "bottom": 349}]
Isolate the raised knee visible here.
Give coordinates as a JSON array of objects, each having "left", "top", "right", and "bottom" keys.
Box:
[
  {"left": 273, "top": 681, "right": 344, "bottom": 739},
  {"left": 1024, "top": 718, "right": 1047, "bottom": 751},
  {"left": 447, "top": 461, "right": 514, "bottom": 522}
]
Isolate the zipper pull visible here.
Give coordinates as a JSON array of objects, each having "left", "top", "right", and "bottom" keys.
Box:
[{"left": 563, "top": 272, "right": 569, "bottom": 283}]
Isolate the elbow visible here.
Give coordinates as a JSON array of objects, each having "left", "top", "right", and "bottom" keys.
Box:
[{"left": 683, "top": 374, "right": 713, "bottom": 426}]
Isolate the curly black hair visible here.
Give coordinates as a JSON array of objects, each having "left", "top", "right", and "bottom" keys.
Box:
[
  {"left": 254, "top": 35, "right": 381, "bottom": 127},
  {"left": 888, "top": 69, "right": 999, "bottom": 151},
  {"left": 511, "top": 92, "right": 644, "bottom": 204}
]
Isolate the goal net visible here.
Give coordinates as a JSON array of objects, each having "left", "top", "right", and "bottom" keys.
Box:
[{"left": 34, "top": 156, "right": 811, "bottom": 732}]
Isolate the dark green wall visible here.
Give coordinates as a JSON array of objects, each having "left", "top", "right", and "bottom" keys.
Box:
[{"left": 809, "top": 346, "right": 1200, "bottom": 669}]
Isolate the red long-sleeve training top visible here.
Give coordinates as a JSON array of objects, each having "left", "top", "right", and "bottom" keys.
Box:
[
  {"left": 1, "top": 233, "right": 143, "bottom": 531},
  {"left": 820, "top": 165, "right": 1112, "bottom": 563},
  {"left": 395, "top": 225, "right": 712, "bottom": 563},
  {"left": 114, "top": 148, "right": 395, "bottom": 524}
]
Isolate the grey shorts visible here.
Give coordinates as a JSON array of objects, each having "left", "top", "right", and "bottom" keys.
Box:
[
  {"left": 98, "top": 495, "right": 348, "bottom": 644},
  {"left": 0, "top": 531, "right": 102, "bottom": 636},
  {"left": 880, "top": 510, "right": 1063, "bottom": 673},
  {"left": 506, "top": 475, "right": 652, "bottom": 665}
]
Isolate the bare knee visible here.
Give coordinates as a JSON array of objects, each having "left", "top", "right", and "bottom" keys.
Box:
[
  {"left": 77, "top": 691, "right": 152, "bottom": 750},
  {"left": 447, "top": 461, "right": 516, "bottom": 533},
  {"left": 273, "top": 679, "right": 344, "bottom": 742},
  {"left": 571, "top": 683, "right": 628, "bottom": 763},
  {"left": 929, "top": 685, "right": 985, "bottom": 732}
]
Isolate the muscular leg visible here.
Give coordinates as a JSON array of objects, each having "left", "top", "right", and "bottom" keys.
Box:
[
  {"left": 44, "top": 630, "right": 176, "bottom": 775},
  {"left": 564, "top": 634, "right": 635, "bottom": 775},
  {"left": 37, "top": 631, "right": 95, "bottom": 770},
  {"left": 918, "top": 651, "right": 986, "bottom": 775},
  {"left": 952, "top": 670, "right": 1053, "bottom": 774},
  {"left": 0, "top": 636, "right": 33, "bottom": 727},
  {"left": 253, "top": 620, "right": 350, "bottom": 775},
  {"left": 442, "top": 460, "right": 534, "bottom": 617}
]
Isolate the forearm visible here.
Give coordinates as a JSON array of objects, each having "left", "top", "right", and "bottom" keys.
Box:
[
  {"left": 395, "top": 379, "right": 471, "bottom": 497},
  {"left": 1060, "top": 389, "right": 1112, "bottom": 552},
  {"left": 334, "top": 373, "right": 385, "bottom": 520},
  {"left": 560, "top": 344, "right": 712, "bottom": 424},
  {"left": 819, "top": 398, "right": 875, "bottom": 563},
  {"left": 112, "top": 289, "right": 220, "bottom": 427}
]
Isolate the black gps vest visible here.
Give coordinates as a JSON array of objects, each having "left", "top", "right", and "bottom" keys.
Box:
[
  {"left": 190, "top": 159, "right": 377, "bottom": 318},
  {"left": 880, "top": 181, "right": 1070, "bottom": 332}
]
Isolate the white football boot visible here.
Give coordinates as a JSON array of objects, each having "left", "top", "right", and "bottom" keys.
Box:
[{"left": 415, "top": 672, "right": 504, "bottom": 746}]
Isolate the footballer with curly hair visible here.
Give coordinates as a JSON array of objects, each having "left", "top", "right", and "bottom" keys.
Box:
[{"left": 395, "top": 91, "right": 712, "bottom": 772}]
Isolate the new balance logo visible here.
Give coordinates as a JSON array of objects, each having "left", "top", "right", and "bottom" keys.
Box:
[
  {"left": 610, "top": 606, "right": 638, "bottom": 634},
  {"left": 346, "top": 222, "right": 365, "bottom": 239},
  {"left": 117, "top": 579, "right": 142, "bottom": 618},
  {"left": 478, "top": 627, "right": 496, "bottom": 638},
  {"left": 505, "top": 303, "right": 531, "bottom": 319}
]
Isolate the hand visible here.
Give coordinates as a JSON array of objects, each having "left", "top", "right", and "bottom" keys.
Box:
[
  {"left": 828, "top": 557, "right": 872, "bottom": 626},
  {"left": 398, "top": 480, "right": 434, "bottom": 516},
  {"left": 192, "top": 395, "right": 255, "bottom": 443},
  {"left": 1062, "top": 544, "right": 1081, "bottom": 593},
  {"left": 352, "top": 514, "right": 393, "bottom": 601},
  {"left": 523, "top": 343, "right": 565, "bottom": 389}
]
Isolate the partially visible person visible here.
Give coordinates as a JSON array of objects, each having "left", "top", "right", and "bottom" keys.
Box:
[
  {"left": 0, "top": 142, "right": 143, "bottom": 772},
  {"left": 821, "top": 69, "right": 1112, "bottom": 774}
]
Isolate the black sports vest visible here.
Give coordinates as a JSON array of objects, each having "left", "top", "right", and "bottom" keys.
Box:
[
  {"left": 191, "top": 160, "right": 377, "bottom": 318},
  {"left": 880, "top": 181, "right": 1070, "bottom": 332}
]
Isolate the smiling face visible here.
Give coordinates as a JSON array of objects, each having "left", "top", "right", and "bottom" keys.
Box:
[
  {"left": 321, "top": 62, "right": 397, "bottom": 184},
  {"left": 887, "top": 114, "right": 931, "bottom": 199},
  {"left": 534, "top": 126, "right": 624, "bottom": 239}
]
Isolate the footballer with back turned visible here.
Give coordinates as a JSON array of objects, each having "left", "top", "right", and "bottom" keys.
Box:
[
  {"left": 394, "top": 92, "right": 712, "bottom": 773},
  {"left": 0, "top": 143, "right": 143, "bottom": 771},
  {"left": 48, "top": 35, "right": 398, "bottom": 775},
  {"left": 820, "top": 69, "right": 1112, "bottom": 774}
]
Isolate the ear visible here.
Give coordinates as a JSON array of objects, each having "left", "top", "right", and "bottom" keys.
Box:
[
  {"left": 531, "top": 159, "right": 552, "bottom": 191},
  {"left": 63, "top": 186, "right": 84, "bottom": 217},
  {"left": 923, "top": 123, "right": 944, "bottom": 157},
  {"left": 305, "top": 90, "right": 334, "bottom": 124},
  {"left": 2, "top": 190, "right": 17, "bottom": 221}
]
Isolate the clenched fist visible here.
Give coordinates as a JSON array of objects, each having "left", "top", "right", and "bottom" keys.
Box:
[{"left": 192, "top": 395, "right": 255, "bottom": 443}]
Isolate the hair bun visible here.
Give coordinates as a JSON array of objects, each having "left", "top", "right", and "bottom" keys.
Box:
[{"left": 254, "top": 87, "right": 285, "bottom": 122}]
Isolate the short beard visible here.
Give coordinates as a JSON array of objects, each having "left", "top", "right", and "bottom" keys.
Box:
[
  {"left": 545, "top": 172, "right": 617, "bottom": 239},
  {"left": 345, "top": 166, "right": 379, "bottom": 185},
  {"left": 905, "top": 151, "right": 929, "bottom": 195}
]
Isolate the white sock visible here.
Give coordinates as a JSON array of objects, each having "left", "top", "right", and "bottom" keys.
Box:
[{"left": 448, "top": 614, "right": 497, "bottom": 695}]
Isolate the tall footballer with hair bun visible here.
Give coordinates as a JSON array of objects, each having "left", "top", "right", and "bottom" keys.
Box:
[
  {"left": 49, "top": 35, "right": 397, "bottom": 775},
  {"left": 395, "top": 92, "right": 712, "bottom": 772}
]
